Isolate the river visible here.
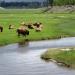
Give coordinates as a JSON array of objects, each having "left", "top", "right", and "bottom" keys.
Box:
[{"left": 0, "top": 37, "right": 75, "bottom": 75}]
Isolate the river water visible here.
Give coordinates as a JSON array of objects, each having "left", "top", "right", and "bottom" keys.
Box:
[{"left": 0, "top": 37, "right": 75, "bottom": 75}]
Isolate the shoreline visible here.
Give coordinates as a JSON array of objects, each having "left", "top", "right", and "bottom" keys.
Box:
[
  {"left": 0, "top": 35, "right": 74, "bottom": 46},
  {"left": 41, "top": 48, "right": 75, "bottom": 68},
  {"left": 0, "top": 35, "right": 75, "bottom": 46}
]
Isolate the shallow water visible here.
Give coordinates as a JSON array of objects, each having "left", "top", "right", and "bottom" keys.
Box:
[{"left": 0, "top": 37, "right": 75, "bottom": 75}]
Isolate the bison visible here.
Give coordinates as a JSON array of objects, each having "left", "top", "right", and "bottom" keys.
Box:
[
  {"left": 27, "top": 23, "right": 34, "bottom": 29},
  {"left": 21, "top": 22, "right": 26, "bottom": 26},
  {"left": 33, "top": 22, "right": 42, "bottom": 27},
  {"left": 33, "top": 22, "right": 43, "bottom": 32},
  {"left": 0, "top": 26, "right": 3, "bottom": 32},
  {"left": 17, "top": 29, "right": 29, "bottom": 37},
  {"left": 9, "top": 25, "right": 14, "bottom": 29}
]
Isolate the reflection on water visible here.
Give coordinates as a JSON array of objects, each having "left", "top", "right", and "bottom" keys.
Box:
[
  {"left": 0, "top": 37, "right": 75, "bottom": 75},
  {"left": 18, "top": 40, "right": 29, "bottom": 47}
]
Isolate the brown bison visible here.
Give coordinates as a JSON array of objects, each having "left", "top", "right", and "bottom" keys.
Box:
[
  {"left": 17, "top": 23, "right": 29, "bottom": 37},
  {"left": 9, "top": 25, "right": 14, "bottom": 29},
  {"left": 33, "top": 22, "right": 43, "bottom": 32},
  {"left": 27, "top": 23, "right": 34, "bottom": 29},
  {"left": 0, "top": 26, "right": 3, "bottom": 32},
  {"left": 33, "top": 22, "right": 41, "bottom": 27},
  {"left": 17, "top": 29, "right": 29, "bottom": 37}
]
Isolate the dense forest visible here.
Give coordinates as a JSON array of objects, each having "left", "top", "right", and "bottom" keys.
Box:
[{"left": 0, "top": 1, "right": 47, "bottom": 8}]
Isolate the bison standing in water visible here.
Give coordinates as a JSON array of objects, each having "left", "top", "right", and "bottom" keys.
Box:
[
  {"left": 17, "top": 29, "right": 29, "bottom": 37},
  {"left": 0, "top": 26, "right": 3, "bottom": 32}
]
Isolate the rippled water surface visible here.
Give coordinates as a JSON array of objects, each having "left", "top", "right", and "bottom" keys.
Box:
[{"left": 0, "top": 37, "right": 75, "bottom": 75}]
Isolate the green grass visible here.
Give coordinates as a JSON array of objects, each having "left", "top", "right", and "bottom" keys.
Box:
[
  {"left": 0, "top": 8, "right": 43, "bottom": 14},
  {"left": 41, "top": 48, "right": 75, "bottom": 68},
  {"left": 0, "top": 11, "right": 75, "bottom": 45}
]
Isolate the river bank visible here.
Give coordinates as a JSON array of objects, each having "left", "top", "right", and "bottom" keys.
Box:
[{"left": 41, "top": 48, "right": 75, "bottom": 68}]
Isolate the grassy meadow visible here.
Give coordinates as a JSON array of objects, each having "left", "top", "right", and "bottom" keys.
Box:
[{"left": 0, "top": 9, "right": 75, "bottom": 45}]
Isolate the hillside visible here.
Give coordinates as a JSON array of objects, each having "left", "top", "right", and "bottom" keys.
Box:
[{"left": 43, "top": 6, "right": 75, "bottom": 13}]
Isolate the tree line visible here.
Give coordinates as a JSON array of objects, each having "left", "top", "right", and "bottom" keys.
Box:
[
  {"left": 0, "top": 1, "right": 48, "bottom": 8},
  {"left": 48, "top": 0, "right": 75, "bottom": 6},
  {"left": 0, "top": 0, "right": 75, "bottom": 8}
]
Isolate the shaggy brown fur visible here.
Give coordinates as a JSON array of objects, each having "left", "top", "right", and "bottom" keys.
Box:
[{"left": 17, "top": 29, "right": 29, "bottom": 37}]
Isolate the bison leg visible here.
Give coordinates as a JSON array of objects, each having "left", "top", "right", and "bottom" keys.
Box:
[
  {"left": 0, "top": 28, "right": 3, "bottom": 32},
  {"left": 18, "top": 33, "right": 20, "bottom": 36},
  {"left": 17, "top": 32, "right": 20, "bottom": 37},
  {"left": 1, "top": 28, "right": 3, "bottom": 32}
]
